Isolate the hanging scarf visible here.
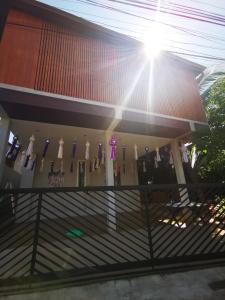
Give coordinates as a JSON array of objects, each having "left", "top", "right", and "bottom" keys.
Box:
[
  {"left": 134, "top": 144, "right": 138, "bottom": 160},
  {"left": 40, "top": 139, "right": 50, "bottom": 172},
  {"left": 109, "top": 135, "right": 117, "bottom": 160},
  {"left": 85, "top": 141, "right": 90, "bottom": 160},
  {"left": 70, "top": 141, "right": 77, "bottom": 173},
  {"left": 156, "top": 147, "right": 161, "bottom": 162},
  {"left": 181, "top": 143, "right": 189, "bottom": 163},
  {"left": 58, "top": 138, "right": 64, "bottom": 159},
  {"left": 6, "top": 136, "right": 18, "bottom": 159}
]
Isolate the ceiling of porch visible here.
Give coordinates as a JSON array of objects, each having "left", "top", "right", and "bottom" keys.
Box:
[{"left": 10, "top": 119, "right": 172, "bottom": 160}]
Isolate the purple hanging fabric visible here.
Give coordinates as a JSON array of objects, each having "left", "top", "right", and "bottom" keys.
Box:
[
  {"left": 24, "top": 155, "right": 30, "bottom": 168},
  {"left": 11, "top": 145, "right": 21, "bottom": 161},
  {"left": 109, "top": 136, "right": 117, "bottom": 160},
  {"left": 6, "top": 136, "right": 18, "bottom": 159}
]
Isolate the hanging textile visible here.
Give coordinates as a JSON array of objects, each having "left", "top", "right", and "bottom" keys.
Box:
[
  {"left": 24, "top": 134, "right": 35, "bottom": 168},
  {"left": 181, "top": 143, "right": 189, "bottom": 163},
  {"left": 134, "top": 144, "right": 138, "bottom": 160},
  {"left": 6, "top": 135, "right": 18, "bottom": 160},
  {"left": 169, "top": 151, "right": 174, "bottom": 166},
  {"left": 109, "top": 135, "right": 117, "bottom": 160},
  {"left": 19, "top": 151, "right": 26, "bottom": 172},
  {"left": 85, "top": 141, "right": 90, "bottom": 160},
  {"left": 11, "top": 145, "right": 21, "bottom": 161},
  {"left": 58, "top": 138, "right": 64, "bottom": 159},
  {"left": 96, "top": 143, "right": 102, "bottom": 169},
  {"left": 154, "top": 156, "right": 158, "bottom": 169},
  {"left": 70, "top": 141, "right": 77, "bottom": 173},
  {"left": 40, "top": 139, "right": 50, "bottom": 172},
  {"left": 156, "top": 147, "right": 161, "bottom": 162}
]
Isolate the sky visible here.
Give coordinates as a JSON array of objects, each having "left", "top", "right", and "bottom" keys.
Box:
[{"left": 38, "top": 0, "right": 225, "bottom": 68}]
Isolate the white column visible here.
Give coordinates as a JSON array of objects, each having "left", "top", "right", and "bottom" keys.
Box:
[
  {"left": 171, "top": 139, "right": 186, "bottom": 184},
  {"left": 171, "top": 139, "right": 189, "bottom": 204},
  {"left": 0, "top": 110, "right": 10, "bottom": 184},
  {"left": 105, "top": 131, "right": 116, "bottom": 231}
]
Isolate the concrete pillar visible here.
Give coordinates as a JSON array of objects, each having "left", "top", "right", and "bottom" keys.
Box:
[
  {"left": 105, "top": 131, "right": 116, "bottom": 231},
  {"left": 171, "top": 139, "right": 189, "bottom": 204},
  {"left": 171, "top": 139, "right": 186, "bottom": 184},
  {"left": 0, "top": 109, "right": 10, "bottom": 184}
]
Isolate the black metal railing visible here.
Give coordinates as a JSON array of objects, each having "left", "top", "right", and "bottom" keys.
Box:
[{"left": 0, "top": 184, "right": 225, "bottom": 292}]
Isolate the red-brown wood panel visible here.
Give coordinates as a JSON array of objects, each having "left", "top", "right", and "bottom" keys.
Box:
[
  {"left": 7, "top": 9, "right": 43, "bottom": 29},
  {"left": 0, "top": 23, "right": 42, "bottom": 88},
  {"left": 0, "top": 9, "right": 206, "bottom": 122}
]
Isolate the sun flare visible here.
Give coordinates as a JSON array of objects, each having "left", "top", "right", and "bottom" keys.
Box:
[{"left": 143, "top": 24, "right": 165, "bottom": 58}]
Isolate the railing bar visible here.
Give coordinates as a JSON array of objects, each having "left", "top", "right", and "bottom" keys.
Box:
[
  {"left": 150, "top": 188, "right": 191, "bottom": 230},
  {"left": 39, "top": 219, "right": 116, "bottom": 264},
  {"left": 152, "top": 204, "right": 196, "bottom": 254},
  {"left": 34, "top": 259, "right": 55, "bottom": 274},
  {"left": 95, "top": 190, "right": 146, "bottom": 228},
  {"left": 1, "top": 183, "right": 224, "bottom": 195},
  {"left": 156, "top": 220, "right": 203, "bottom": 258},
  {"left": 96, "top": 190, "right": 142, "bottom": 219},
  {"left": 61, "top": 192, "right": 149, "bottom": 254},
  {"left": 202, "top": 225, "right": 225, "bottom": 255},
  {"left": 30, "top": 193, "right": 42, "bottom": 276},
  {"left": 38, "top": 238, "right": 79, "bottom": 270},
  {"left": 36, "top": 248, "right": 69, "bottom": 271},
  {"left": 9, "top": 262, "right": 31, "bottom": 279},
  {"left": 40, "top": 211, "right": 106, "bottom": 267},
  {"left": 153, "top": 195, "right": 208, "bottom": 252},
  {"left": 1, "top": 240, "right": 32, "bottom": 268},
  {"left": 0, "top": 192, "right": 35, "bottom": 209},
  {"left": 90, "top": 191, "right": 148, "bottom": 240},
  {"left": 41, "top": 196, "right": 136, "bottom": 262},
  {"left": 0, "top": 210, "right": 37, "bottom": 243},
  {"left": 0, "top": 243, "right": 33, "bottom": 277},
  {"left": 69, "top": 190, "right": 149, "bottom": 248},
  {"left": 0, "top": 204, "right": 38, "bottom": 237},
  {"left": 37, "top": 222, "right": 90, "bottom": 268},
  {"left": 161, "top": 195, "right": 218, "bottom": 257},
  {"left": 190, "top": 216, "right": 225, "bottom": 256},
  {"left": 14, "top": 192, "right": 38, "bottom": 205},
  {"left": 43, "top": 193, "right": 146, "bottom": 261},
  {"left": 0, "top": 227, "right": 34, "bottom": 256},
  {"left": 42, "top": 199, "right": 142, "bottom": 263},
  {"left": 118, "top": 190, "right": 148, "bottom": 207},
  {"left": 178, "top": 204, "right": 225, "bottom": 257},
  {"left": 110, "top": 190, "right": 142, "bottom": 210},
  {"left": 12, "top": 197, "right": 39, "bottom": 215},
  {"left": 55, "top": 190, "right": 149, "bottom": 252},
  {"left": 151, "top": 203, "right": 189, "bottom": 244},
  {"left": 7, "top": 261, "right": 31, "bottom": 279},
  {"left": 39, "top": 211, "right": 126, "bottom": 263},
  {"left": 212, "top": 234, "right": 225, "bottom": 254}
]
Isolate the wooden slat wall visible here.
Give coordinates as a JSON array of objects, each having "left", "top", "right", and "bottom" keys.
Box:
[
  {"left": 0, "top": 10, "right": 42, "bottom": 88},
  {"left": 0, "top": 9, "right": 206, "bottom": 122}
]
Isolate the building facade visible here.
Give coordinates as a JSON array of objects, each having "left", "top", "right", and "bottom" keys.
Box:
[{"left": 0, "top": 0, "right": 207, "bottom": 190}]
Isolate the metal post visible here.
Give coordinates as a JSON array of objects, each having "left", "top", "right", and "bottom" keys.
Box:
[
  {"left": 30, "top": 193, "right": 42, "bottom": 276},
  {"left": 143, "top": 186, "right": 154, "bottom": 268}
]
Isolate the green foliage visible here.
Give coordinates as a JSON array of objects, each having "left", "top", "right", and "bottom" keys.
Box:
[{"left": 192, "top": 77, "right": 225, "bottom": 183}]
